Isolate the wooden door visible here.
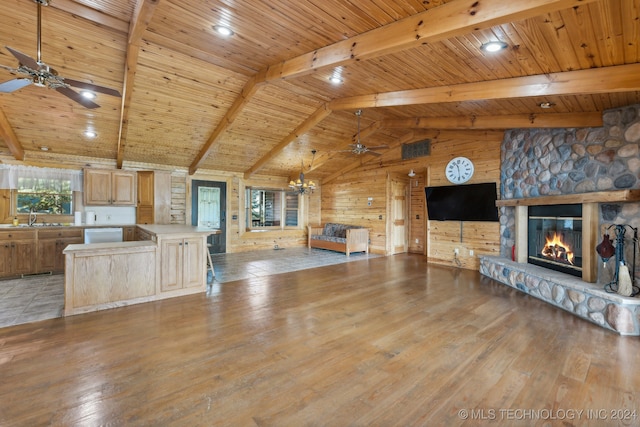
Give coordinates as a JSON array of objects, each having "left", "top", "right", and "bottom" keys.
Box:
[
  {"left": 160, "top": 239, "right": 183, "bottom": 292},
  {"left": 0, "top": 242, "right": 11, "bottom": 276},
  {"left": 37, "top": 239, "right": 58, "bottom": 273},
  {"left": 84, "top": 169, "right": 112, "bottom": 205},
  {"left": 123, "top": 226, "right": 136, "bottom": 241},
  {"left": 182, "top": 237, "right": 203, "bottom": 289},
  {"left": 137, "top": 171, "right": 154, "bottom": 206},
  {"left": 13, "top": 240, "right": 37, "bottom": 275},
  {"left": 111, "top": 171, "right": 136, "bottom": 205},
  {"left": 388, "top": 173, "right": 409, "bottom": 255}
]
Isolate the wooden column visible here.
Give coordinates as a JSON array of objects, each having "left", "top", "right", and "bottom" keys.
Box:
[{"left": 582, "top": 202, "right": 598, "bottom": 283}]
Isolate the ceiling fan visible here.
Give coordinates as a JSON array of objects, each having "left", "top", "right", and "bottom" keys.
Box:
[
  {"left": 0, "top": 0, "right": 121, "bottom": 109},
  {"left": 342, "top": 110, "right": 388, "bottom": 156}
]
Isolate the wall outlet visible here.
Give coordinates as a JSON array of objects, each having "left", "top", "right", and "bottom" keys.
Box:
[
  {"left": 469, "top": 250, "right": 474, "bottom": 256},
  {"left": 454, "top": 248, "right": 459, "bottom": 255},
  {"left": 415, "top": 238, "right": 419, "bottom": 244}
]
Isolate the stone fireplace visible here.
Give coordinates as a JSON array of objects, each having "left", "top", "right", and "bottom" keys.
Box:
[{"left": 480, "top": 103, "right": 640, "bottom": 335}]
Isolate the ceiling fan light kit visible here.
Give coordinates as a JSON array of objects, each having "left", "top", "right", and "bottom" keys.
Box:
[
  {"left": 340, "top": 110, "right": 389, "bottom": 157},
  {"left": 0, "top": 0, "right": 121, "bottom": 108}
]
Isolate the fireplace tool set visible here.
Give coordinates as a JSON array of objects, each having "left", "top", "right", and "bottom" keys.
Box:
[{"left": 597, "top": 224, "right": 639, "bottom": 297}]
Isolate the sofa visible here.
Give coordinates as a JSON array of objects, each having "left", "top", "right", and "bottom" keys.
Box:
[{"left": 308, "top": 223, "right": 369, "bottom": 256}]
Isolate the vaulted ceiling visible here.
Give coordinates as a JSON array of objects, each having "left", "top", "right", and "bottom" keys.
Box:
[{"left": 0, "top": 0, "right": 639, "bottom": 182}]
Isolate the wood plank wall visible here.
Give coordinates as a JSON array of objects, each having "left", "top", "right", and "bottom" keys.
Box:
[
  {"left": 2, "top": 128, "right": 502, "bottom": 268},
  {"left": 320, "top": 130, "right": 503, "bottom": 269}
]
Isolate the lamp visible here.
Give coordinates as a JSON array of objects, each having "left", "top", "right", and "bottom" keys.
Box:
[
  {"left": 408, "top": 169, "right": 416, "bottom": 177},
  {"left": 289, "top": 150, "right": 317, "bottom": 195}
]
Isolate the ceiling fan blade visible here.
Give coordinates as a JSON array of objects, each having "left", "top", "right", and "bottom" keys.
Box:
[
  {"left": 64, "top": 78, "right": 121, "bottom": 97},
  {"left": 0, "top": 78, "right": 32, "bottom": 93},
  {"left": 56, "top": 86, "right": 100, "bottom": 109},
  {"left": 366, "top": 145, "right": 389, "bottom": 150},
  {"left": 5, "top": 46, "right": 40, "bottom": 71},
  {"left": 365, "top": 151, "right": 383, "bottom": 156}
]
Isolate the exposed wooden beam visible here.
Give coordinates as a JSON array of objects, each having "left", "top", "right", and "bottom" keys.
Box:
[
  {"left": 116, "top": 0, "right": 160, "bottom": 168},
  {"left": 0, "top": 108, "right": 24, "bottom": 161},
  {"left": 329, "top": 64, "right": 640, "bottom": 110},
  {"left": 49, "top": 0, "right": 129, "bottom": 33},
  {"left": 191, "top": 0, "right": 597, "bottom": 175},
  {"left": 189, "top": 71, "right": 268, "bottom": 175},
  {"left": 264, "top": 0, "right": 597, "bottom": 81},
  {"left": 243, "top": 104, "right": 332, "bottom": 179},
  {"left": 382, "top": 113, "right": 604, "bottom": 129}
]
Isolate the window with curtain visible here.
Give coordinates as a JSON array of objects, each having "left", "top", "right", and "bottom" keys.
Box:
[
  {"left": 0, "top": 165, "right": 82, "bottom": 216},
  {"left": 246, "top": 188, "right": 299, "bottom": 229},
  {"left": 17, "top": 177, "right": 73, "bottom": 214}
]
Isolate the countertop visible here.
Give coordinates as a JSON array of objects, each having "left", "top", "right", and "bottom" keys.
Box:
[
  {"left": 64, "top": 240, "right": 157, "bottom": 254},
  {"left": 137, "top": 224, "right": 221, "bottom": 236}
]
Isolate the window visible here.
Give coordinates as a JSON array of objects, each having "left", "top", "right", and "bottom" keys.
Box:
[
  {"left": 0, "top": 165, "right": 82, "bottom": 219},
  {"left": 246, "top": 188, "right": 299, "bottom": 229},
  {"left": 17, "top": 177, "right": 73, "bottom": 214}
]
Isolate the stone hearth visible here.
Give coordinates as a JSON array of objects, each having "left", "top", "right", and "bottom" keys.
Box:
[{"left": 480, "top": 256, "right": 640, "bottom": 335}]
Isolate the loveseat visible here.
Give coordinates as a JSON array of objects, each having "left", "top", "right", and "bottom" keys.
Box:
[{"left": 308, "top": 223, "right": 369, "bottom": 256}]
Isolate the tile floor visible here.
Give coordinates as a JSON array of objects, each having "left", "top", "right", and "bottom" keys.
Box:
[{"left": 0, "top": 247, "right": 380, "bottom": 328}]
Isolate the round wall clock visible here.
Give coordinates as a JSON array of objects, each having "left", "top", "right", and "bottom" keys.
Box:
[{"left": 445, "top": 156, "right": 474, "bottom": 184}]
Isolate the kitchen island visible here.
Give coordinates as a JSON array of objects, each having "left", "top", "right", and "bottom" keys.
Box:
[{"left": 63, "top": 225, "right": 219, "bottom": 316}]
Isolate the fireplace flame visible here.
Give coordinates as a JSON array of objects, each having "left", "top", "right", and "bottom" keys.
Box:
[{"left": 541, "top": 233, "right": 575, "bottom": 265}]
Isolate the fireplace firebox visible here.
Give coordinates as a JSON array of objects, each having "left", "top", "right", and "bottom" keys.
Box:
[{"left": 528, "top": 204, "right": 583, "bottom": 277}]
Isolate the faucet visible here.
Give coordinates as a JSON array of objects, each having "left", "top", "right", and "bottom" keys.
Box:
[{"left": 28, "top": 208, "right": 37, "bottom": 227}]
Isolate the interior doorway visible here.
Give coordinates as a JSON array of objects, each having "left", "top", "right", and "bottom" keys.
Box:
[
  {"left": 387, "top": 173, "right": 409, "bottom": 255},
  {"left": 191, "top": 180, "right": 226, "bottom": 253}
]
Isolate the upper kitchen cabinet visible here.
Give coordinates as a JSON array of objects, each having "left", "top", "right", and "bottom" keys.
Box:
[{"left": 84, "top": 169, "right": 137, "bottom": 206}]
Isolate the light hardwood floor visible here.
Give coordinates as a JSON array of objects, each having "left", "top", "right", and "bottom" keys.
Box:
[{"left": 1, "top": 254, "right": 639, "bottom": 426}]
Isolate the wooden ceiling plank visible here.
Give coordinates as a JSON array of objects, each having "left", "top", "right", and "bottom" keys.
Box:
[
  {"left": 243, "top": 104, "right": 332, "bottom": 179},
  {"left": 189, "top": 72, "right": 268, "bottom": 175},
  {"left": 0, "top": 107, "right": 25, "bottom": 161},
  {"left": 329, "top": 63, "right": 640, "bottom": 110},
  {"left": 116, "top": 0, "right": 161, "bottom": 169},
  {"left": 382, "top": 112, "right": 603, "bottom": 129},
  {"left": 264, "top": 0, "right": 599, "bottom": 82}
]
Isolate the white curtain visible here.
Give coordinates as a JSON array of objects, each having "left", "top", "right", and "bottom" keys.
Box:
[{"left": 0, "top": 165, "right": 83, "bottom": 191}]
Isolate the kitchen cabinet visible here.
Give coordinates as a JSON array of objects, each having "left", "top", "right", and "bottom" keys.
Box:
[
  {"left": 0, "top": 230, "right": 37, "bottom": 277},
  {"left": 37, "top": 229, "right": 84, "bottom": 273},
  {"left": 84, "top": 168, "right": 137, "bottom": 206},
  {"left": 123, "top": 226, "right": 136, "bottom": 242},
  {"left": 135, "top": 227, "right": 154, "bottom": 242},
  {"left": 136, "top": 170, "right": 171, "bottom": 224},
  {"left": 160, "top": 237, "right": 203, "bottom": 292}
]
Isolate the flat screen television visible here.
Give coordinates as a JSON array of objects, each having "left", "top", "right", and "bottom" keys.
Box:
[{"left": 425, "top": 182, "right": 499, "bottom": 222}]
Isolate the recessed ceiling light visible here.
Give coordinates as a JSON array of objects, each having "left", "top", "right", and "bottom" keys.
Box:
[
  {"left": 80, "top": 91, "right": 96, "bottom": 100},
  {"left": 481, "top": 41, "right": 508, "bottom": 53},
  {"left": 539, "top": 102, "right": 556, "bottom": 109},
  {"left": 40, "top": 146, "right": 49, "bottom": 151},
  {"left": 213, "top": 25, "right": 234, "bottom": 37},
  {"left": 329, "top": 76, "right": 343, "bottom": 84},
  {"left": 84, "top": 130, "right": 97, "bottom": 138}
]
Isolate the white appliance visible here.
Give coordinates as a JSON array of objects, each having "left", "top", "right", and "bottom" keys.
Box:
[{"left": 84, "top": 228, "right": 123, "bottom": 244}]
